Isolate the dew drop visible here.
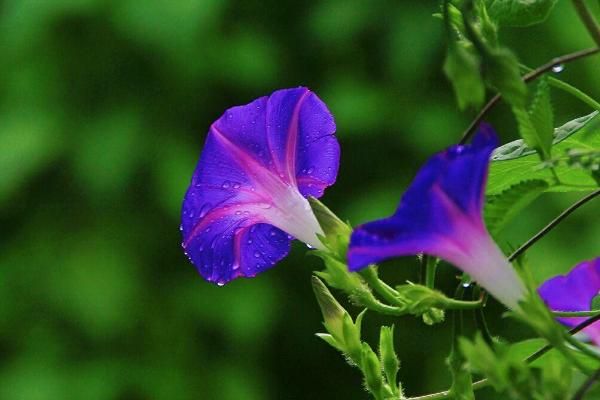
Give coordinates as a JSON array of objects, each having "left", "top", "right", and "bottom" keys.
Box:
[
  {"left": 222, "top": 181, "right": 231, "bottom": 189},
  {"left": 307, "top": 167, "right": 314, "bottom": 174},
  {"left": 551, "top": 64, "right": 564, "bottom": 73},
  {"left": 217, "top": 281, "right": 225, "bottom": 287},
  {"left": 232, "top": 182, "right": 241, "bottom": 189},
  {"left": 270, "top": 230, "right": 277, "bottom": 237},
  {"left": 254, "top": 251, "right": 261, "bottom": 258},
  {"left": 306, "top": 243, "right": 314, "bottom": 249},
  {"left": 199, "top": 203, "right": 212, "bottom": 218},
  {"left": 462, "top": 282, "right": 471, "bottom": 288}
]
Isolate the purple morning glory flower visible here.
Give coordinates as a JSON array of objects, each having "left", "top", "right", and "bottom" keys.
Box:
[
  {"left": 181, "top": 87, "right": 340, "bottom": 285},
  {"left": 538, "top": 258, "right": 600, "bottom": 344},
  {"left": 347, "top": 125, "right": 525, "bottom": 310}
]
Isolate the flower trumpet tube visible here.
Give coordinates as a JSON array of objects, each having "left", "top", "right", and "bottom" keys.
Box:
[
  {"left": 348, "top": 125, "right": 526, "bottom": 310},
  {"left": 181, "top": 87, "right": 340, "bottom": 285},
  {"left": 539, "top": 258, "right": 600, "bottom": 344}
]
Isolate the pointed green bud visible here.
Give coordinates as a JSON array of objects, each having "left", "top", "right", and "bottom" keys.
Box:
[
  {"left": 342, "top": 312, "right": 363, "bottom": 365},
  {"left": 311, "top": 275, "right": 348, "bottom": 345},
  {"left": 308, "top": 197, "right": 352, "bottom": 258},
  {"left": 361, "top": 343, "right": 384, "bottom": 396},
  {"left": 379, "top": 326, "right": 400, "bottom": 392}
]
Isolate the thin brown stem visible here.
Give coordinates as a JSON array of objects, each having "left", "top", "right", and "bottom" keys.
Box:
[
  {"left": 573, "top": 0, "right": 600, "bottom": 47},
  {"left": 459, "top": 48, "right": 600, "bottom": 144},
  {"left": 508, "top": 189, "right": 600, "bottom": 261}
]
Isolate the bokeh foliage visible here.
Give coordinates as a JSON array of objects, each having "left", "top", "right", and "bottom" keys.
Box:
[{"left": 0, "top": 0, "right": 599, "bottom": 399}]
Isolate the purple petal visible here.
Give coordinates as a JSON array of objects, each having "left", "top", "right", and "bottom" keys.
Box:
[
  {"left": 182, "top": 87, "right": 339, "bottom": 284},
  {"left": 348, "top": 125, "right": 498, "bottom": 270},
  {"left": 538, "top": 258, "right": 600, "bottom": 344},
  {"left": 348, "top": 125, "right": 525, "bottom": 309}
]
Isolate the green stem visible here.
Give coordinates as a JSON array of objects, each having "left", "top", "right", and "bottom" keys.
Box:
[
  {"left": 407, "top": 315, "right": 600, "bottom": 399},
  {"left": 573, "top": 367, "right": 600, "bottom": 400},
  {"left": 509, "top": 189, "right": 600, "bottom": 261},
  {"left": 358, "top": 292, "right": 405, "bottom": 316},
  {"left": 407, "top": 379, "right": 489, "bottom": 400},
  {"left": 520, "top": 64, "right": 600, "bottom": 111},
  {"left": 459, "top": 47, "right": 600, "bottom": 144},
  {"left": 359, "top": 267, "right": 403, "bottom": 307},
  {"left": 424, "top": 256, "right": 438, "bottom": 289},
  {"left": 547, "top": 76, "right": 600, "bottom": 111},
  {"left": 564, "top": 334, "right": 600, "bottom": 362},
  {"left": 573, "top": 0, "right": 600, "bottom": 46},
  {"left": 553, "top": 309, "right": 600, "bottom": 317},
  {"left": 442, "top": 297, "right": 483, "bottom": 310}
]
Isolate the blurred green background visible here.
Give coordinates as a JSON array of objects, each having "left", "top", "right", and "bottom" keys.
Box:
[{"left": 1, "top": 0, "right": 599, "bottom": 399}]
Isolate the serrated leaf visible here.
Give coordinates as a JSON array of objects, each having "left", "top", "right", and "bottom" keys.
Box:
[
  {"left": 487, "top": 113, "right": 600, "bottom": 194},
  {"left": 483, "top": 46, "right": 528, "bottom": 107},
  {"left": 513, "top": 105, "right": 547, "bottom": 158},
  {"left": 444, "top": 42, "right": 486, "bottom": 110},
  {"left": 485, "top": 0, "right": 558, "bottom": 27},
  {"left": 484, "top": 179, "right": 549, "bottom": 235},
  {"left": 492, "top": 112, "right": 598, "bottom": 161},
  {"left": 447, "top": 346, "right": 475, "bottom": 400},
  {"left": 528, "top": 77, "right": 554, "bottom": 159}
]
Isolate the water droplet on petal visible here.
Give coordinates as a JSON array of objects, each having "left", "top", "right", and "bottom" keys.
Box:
[
  {"left": 233, "top": 182, "right": 241, "bottom": 189},
  {"left": 254, "top": 251, "right": 261, "bottom": 258},
  {"left": 222, "top": 181, "right": 230, "bottom": 189},
  {"left": 307, "top": 167, "right": 314, "bottom": 174},
  {"left": 306, "top": 243, "right": 314, "bottom": 249},
  {"left": 217, "top": 281, "right": 225, "bottom": 287}
]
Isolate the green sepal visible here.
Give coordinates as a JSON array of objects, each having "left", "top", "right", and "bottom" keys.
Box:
[
  {"left": 308, "top": 196, "right": 352, "bottom": 260},
  {"left": 447, "top": 344, "right": 475, "bottom": 400},
  {"left": 361, "top": 343, "right": 384, "bottom": 399},
  {"left": 311, "top": 275, "right": 349, "bottom": 346},
  {"left": 315, "top": 333, "right": 344, "bottom": 352},
  {"left": 379, "top": 325, "right": 400, "bottom": 396},
  {"left": 342, "top": 310, "right": 366, "bottom": 366},
  {"left": 313, "top": 250, "right": 365, "bottom": 295}
]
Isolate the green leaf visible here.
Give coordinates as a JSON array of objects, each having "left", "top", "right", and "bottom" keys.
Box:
[
  {"left": 484, "top": 180, "right": 549, "bottom": 235},
  {"left": 485, "top": 0, "right": 558, "bottom": 27},
  {"left": 492, "top": 112, "right": 598, "bottom": 161},
  {"left": 487, "top": 113, "right": 600, "bottom": 194},
  {"left": 444, "top": 41, "right": 486, "bottom": 110},
  {"left": 513, "top": 105, "right": 546, "bottom": 158},
  {"left": 483, "top": 46, "right": 528, "bottom": 108},
  {"left": 528, "top": 77, "right": 554, "bottom": 159}
]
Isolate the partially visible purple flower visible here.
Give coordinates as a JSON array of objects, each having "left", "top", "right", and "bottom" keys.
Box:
[
  {"left": 538, "top": 258, "right": 600, "bottom": 344},
  {"left": 181, "top": 87, "right": 340, "bottom": 285},
  {"left": 347, "top": 125, "right": 525, "bottom": 309}
]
